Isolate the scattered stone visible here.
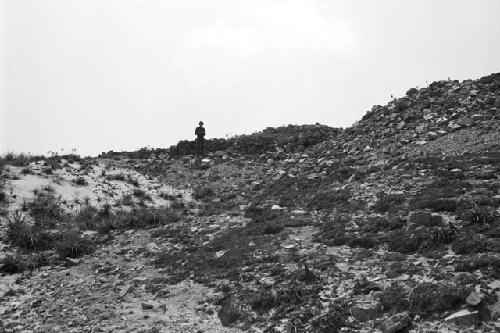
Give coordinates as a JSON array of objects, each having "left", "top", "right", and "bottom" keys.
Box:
[
  {"left": 379, "top": 312, "right": 411, "bottom": 333},
  {"left": 487, "top": 280, "right": 500, "bottom": 290},
  {"left": 466, "top": 290, "right": 484, "bottom": 306},
  {"left": 119, "top": 284, "right": 133, "bottom": 298},
  {"left": 65, "top": 257, "right": 81, "bottom": 266},
  {"left": 350, "top": 304, "right": 381, "bottom": 322},
  {"left": 444, "top": 309, "right": 480, "bottom": 326}
]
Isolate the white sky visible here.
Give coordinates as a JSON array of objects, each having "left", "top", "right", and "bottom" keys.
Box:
[{"left": 1, "top": 0, "right": 500, "bottom": 156}]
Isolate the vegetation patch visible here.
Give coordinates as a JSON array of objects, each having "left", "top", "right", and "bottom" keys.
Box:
[
  {"left": 73, "top": 177, "right": 88, "bottom": 186},
  {"left": 371, "top": 193, "right": 405, "bottom": 213},
  {"left": 307, "top": 189, "right": 352, "bottom": 211},
  {"left": 408, "top": 282, "right": 469, "bottom": 317},
  {"left": 193, "top": 185, "right": 216, "bottom": 201},
  {"left": 379, "top": 282, "right": 409, "bottom": 313}
]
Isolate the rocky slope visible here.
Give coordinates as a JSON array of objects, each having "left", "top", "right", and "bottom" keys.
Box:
[{"left": 0, "top": 72, "right": 500, "bottom": 332}]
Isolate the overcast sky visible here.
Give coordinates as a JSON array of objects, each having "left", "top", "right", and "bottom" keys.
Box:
[{"left": 1, "top": 0, "right": 500, "bottom": 156}]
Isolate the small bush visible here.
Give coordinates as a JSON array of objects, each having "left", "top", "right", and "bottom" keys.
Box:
[
  {"left": 73, "top": 177, "right": 88, "bottom": 186},
  {"left": 0, "top": 253, "right": 51, "bottom": 274},
  {"left": 372, "top": 194, "right": 405, "bottom": 213},
  {"left": 317, "top": 216, "right": 349, "bottom": 246},
  {"left": 451, "top": 234, "right": 488, "bottom": 254},
  {"left": 310, "top": 308, "right": 346, "bottom": 333},
  {"left": 113, "top": 207, "right": 180, "bottom": 230},
  {"left": 28, "top": 190, "right": 64, "bottom": 225},
  {"left": 5, "top": 211, "right": 54, "bottom": 251},
  {"left": 244, "top": 205, "right": 284, "bottom": 223},
  {"left": 133, "top": 189, "right": 152, "bottom": 201},
  {"left": 54, "top": 229, "right": 95, "bottom": 258},
  {"left": 120, "top": 194, "right": 134, "bottom": 206},
  {"left": 379, "top": 283, "right": 409, "bottom": 313},
  {"left": 107, "top": 173, "right": 126, "bottom": 181},
  {"left": 21, "top": 167, "right": 34, "bottom": 175},
  {"left": 261, "top": 221, "right": 285, "bottom": 235},
  {"left": 416, "top": 198, "right": 458, "bottom": 212},
  {"left": 249, "top": 284, "right": 321, "bottom": 315},
  {"left": 0, "top": 254, "right": 27, "bottom": 273},
  {"left": 307, "top": 189, "right": 351, "bottom": 211},
  {"left": 387, "top": 230, "right": 424, "bottom": 254},
  {"left": 218, "top": 297, "right": 242, "bottom": 326},
  {"left": 454, "top": 254, "right": 500, "bottom": 276},
  {"left": 193, "top": 185, "right": 216, "bottom": 201},
  {"left": 127, "top": 176, "right": 140, "bottom": 187},
  {"left": 458, "top": 207, "right": 494, "bottom": 225},
  {"left": 346, "top": 235, "right": 379, "bottom": 249}
]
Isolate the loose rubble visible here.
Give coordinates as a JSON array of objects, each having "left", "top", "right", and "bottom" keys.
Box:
[{"left": 1, "top": 72, "right": 499, "bottom": 332}]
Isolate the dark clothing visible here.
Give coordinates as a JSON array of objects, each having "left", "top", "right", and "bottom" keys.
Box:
[
  {"left": 196, "top": 137, "right": 205, "bottom": 156},
  {"left": 195, "top": 126, "right": 205, "bottom": 156},
  {"left": 195, "top": 126, "right": 205, "bottom": 138}
]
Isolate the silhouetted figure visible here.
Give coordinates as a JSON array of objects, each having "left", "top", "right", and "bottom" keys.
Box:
[{"left": 195, "top": 121, "right": 206, "bottom": 156}]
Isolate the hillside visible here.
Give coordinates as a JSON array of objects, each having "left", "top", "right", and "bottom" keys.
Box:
[{"left": 0, "top": 72, "right": 499, "bottom": 332}]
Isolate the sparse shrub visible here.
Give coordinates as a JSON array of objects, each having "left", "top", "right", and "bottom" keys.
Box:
[
  {"left": 387, "top": 230, "right": 424, "bottom": 254},
  {"left": 363, "top": 216, "right": 405, "bottom": 233},
  {"left": 346, "top": 234, "right": 379, "bottom": 249},
  {"left": 2, "top": 153, "right": 31, "bottom": 167},
  {"left": 159, "top": 192, "right": 178, "bottom": 200},
  {"left": 73, "top": 176, "right": 88, "bottom": 186},
  {"left": 6, "top": 211, "right": 54, "bottom": 251},
  {"left": 372, "top": 193, "right": 405, "bottom": 213},
  {"left": 21, "top": 167, "right": 34, "bottom": 175},
  {"left": 261, "top": 221, "right": 285, "bottom": 235},
  {"left": 454, "top": 254, "right": 500, "bottom": 276},
  {"left": 0, "top": 253, "right": 27, "bottom": 273},
  {"left": 307, "top": 189, "right": 351, "bottom": 211},
  {"left": 127, "top": 176, "right": 140, "bottom": 187},
  {"left": 73, "top": 203, "right": 114, "bottom": 233},
  {"left": 133, "top": 188, "right": 152, "bottom": 201},
  {"left": 28, "top": 189, "right": 63, "bottom": 226},
  {"left": 0, "top": 252, "right": 51, "bottom": 274},
  {"left": 411, "top": 179, "right": 470, "bottom": 210},
  {"left": 408, "top": 283, "right": 469, "bottom": 317},
  {"left": 317, "top": 216, "right": 349, "bottom": 246},
  {"left": 218, "top": 297, "right": 242, "bottom": 326},
  {"left": 458, "top": 207, "right": 494, "bottom": 225},
  {"left": 249, "top": 283, "right": 321, "bottom": 315},
  {"left": 451, "top": 234, "right": 488, "bottom": 254},
  {"left": 114, "top": 207, "right": 180, "bottom": 230},
  {"left": 54, "top": 229, "right": 95, "bottom": 258},
  {"left": 193, "top": 185, "right": 216, "bottom": 201},
  {"left": 379, "top": 283, "right": 409, "bottom": 313},
  {"left": 244, "top": 205, "right": 284, "bottom": 223},
  {"left": 107, "top": 173, "right": 126, "bottom": 181},
  {"left": 415, "top": 198, "right": 458, "bottom": 212},
  {"left": 310, "top": 308, "right": 346, "bottom": 333}
]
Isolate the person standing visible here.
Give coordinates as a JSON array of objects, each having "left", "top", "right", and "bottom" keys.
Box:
[{"left": 195, "top": 121, "right": 206, "bottom": 156}]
